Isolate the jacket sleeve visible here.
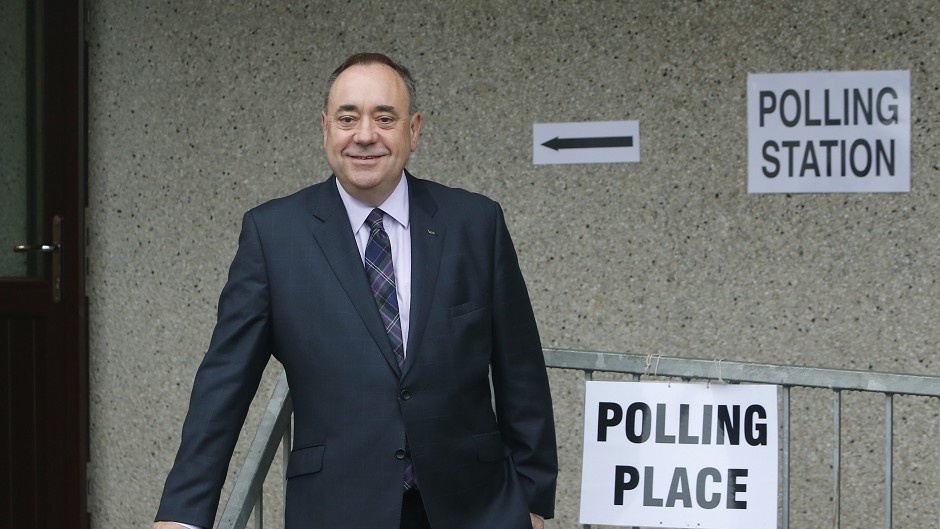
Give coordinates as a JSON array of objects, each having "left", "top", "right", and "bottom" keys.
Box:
[
  {"left": 487, "top": 203, "right": 558, "bottom": 518},
  {"left": 155, "top": 211, "right": 273, "bottom": 528}
]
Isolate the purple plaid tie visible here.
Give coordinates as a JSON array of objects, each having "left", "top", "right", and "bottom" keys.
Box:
[
  {"left": 364, "top": 209, "right": 404, "bottom": 365},
  {"left": 363, "top": 208, "right": 414, "bottom": 489}
]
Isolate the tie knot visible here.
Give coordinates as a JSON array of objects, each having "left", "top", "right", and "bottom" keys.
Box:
[{"left": 367, "top": 209, "right": 385, "bottom": 232}]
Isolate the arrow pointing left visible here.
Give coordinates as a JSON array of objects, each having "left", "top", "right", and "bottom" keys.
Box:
[
  {"left": 542, "top": 136, "right": 634, "bottom": 151},
  {"left": 534, "top": 120, "right": 640, "bottom": 165}
]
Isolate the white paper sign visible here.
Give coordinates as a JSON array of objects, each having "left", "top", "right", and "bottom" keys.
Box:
[
  {"left": 748, "top": 70, "right": 910, "bottom": 193},
  {"left": 580, "top": 381, "right": 778, "bottom": 528},
  {"left": 533, "top": 120, "right": 640, "bottom": 165}
]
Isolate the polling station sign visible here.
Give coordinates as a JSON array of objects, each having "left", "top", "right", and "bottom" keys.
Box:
[
  {"left": 748, "top": 70, "right": 910, "bottom": 193},
  {"left": 580, "top": 381, "right": 778, "bottom": 528}
]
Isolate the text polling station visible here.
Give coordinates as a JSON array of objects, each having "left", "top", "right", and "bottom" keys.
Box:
[
  {"left": 579, "top": 381, "right": 778, "bottom": 528},
  {"left": 747, "top": 70, "right": 910, "bottom": 193}
]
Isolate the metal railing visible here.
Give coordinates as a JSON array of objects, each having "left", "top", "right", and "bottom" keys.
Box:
[
  {"left": 217, "top": 348, "right": 940, "bottom": 529},
  {"left": 216, "top": 369, "right": 293, "bottom": 529}
]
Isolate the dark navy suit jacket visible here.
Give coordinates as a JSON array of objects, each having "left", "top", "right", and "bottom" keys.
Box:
[{"left": 156, "top": 173, "right": 557, "bottom": 529}]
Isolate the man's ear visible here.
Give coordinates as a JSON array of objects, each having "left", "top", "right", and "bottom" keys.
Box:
[{"left": 409, "top": 112, "right": 422, "bottom": 151}]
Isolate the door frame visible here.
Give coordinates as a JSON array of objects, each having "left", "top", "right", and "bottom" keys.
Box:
[
  {"left": 45, "top": 2, "right": 89, "bottom": 527},
  {"left": 1, "top": 0, "right": 88, "bottom": 527}
]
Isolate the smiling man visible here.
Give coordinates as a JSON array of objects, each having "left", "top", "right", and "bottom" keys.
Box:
[
  {"left": 322, "top": 59, "right": 421, "bottom": 207},
  {"left": 154, "top": 53, "right": 557, "bottom": 529}
]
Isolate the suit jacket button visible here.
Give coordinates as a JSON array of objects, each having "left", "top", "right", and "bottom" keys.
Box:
[
  {"left": 399, "top": 389, "right": 411, "bottom": 401},
  {"left": 395, "top": 448, "right": 407, "bottom": 460}
]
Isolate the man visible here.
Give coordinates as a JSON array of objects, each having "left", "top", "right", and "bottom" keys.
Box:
[{"left": 154, "top": 53, "right": 557, "bottom": 529}]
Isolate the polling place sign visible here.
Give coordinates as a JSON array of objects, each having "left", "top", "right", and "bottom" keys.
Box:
[
  {"left": 580, "top": 381, "right": 778, "bottom": 528},
  {"left": 748, "top": 70, "right": 910, "bottom": 193}
]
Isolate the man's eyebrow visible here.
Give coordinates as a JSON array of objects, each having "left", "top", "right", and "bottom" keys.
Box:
[{"left": 334, "top": 104, "right": 400, "bottom": 114}]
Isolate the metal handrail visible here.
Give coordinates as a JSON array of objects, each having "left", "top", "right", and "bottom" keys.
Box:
[
  {"left": 217, "top": 370, "right": 292, "bottom": 529},
  {"left": 542, "top": 348, "right": 940, "bottom": 396},
  {"left": 216, "top": 348, "right": 940, "bottom": 529}
]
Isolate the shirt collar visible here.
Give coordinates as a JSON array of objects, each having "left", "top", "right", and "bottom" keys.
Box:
[{"left": 335, "top": 172, "right": 410, "bottom": 233}]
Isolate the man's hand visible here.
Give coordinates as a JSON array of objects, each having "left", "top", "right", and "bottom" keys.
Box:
[
  {"left": 153, "top": 523, "right": 189, "bottom": 529},
  {"left": 530, "top": 512, "right": 545, "bottom": 529}
]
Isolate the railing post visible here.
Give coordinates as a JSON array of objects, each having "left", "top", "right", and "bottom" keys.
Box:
[
  {"left": 582, "top": 369, "right": 592, "bottom": 529},
  {"left": 216, "top": 371, "right": 293, "bottom": 529},
  {"left": 254, "top": 493, "right": 262, "bottom": 529},
  {"left": 884, "top": 394, "right": 893, "bottom": 529},
  {"left": 282, "top": 416, "right": 291, "bottom": 513},
  {"left": 632, "top": 361, "right": 640, "bottom": 529},
  {"left": 782, "top": 385, "right": 791, "bottom": 529},
  {"left": 833, "top": 389, "right": 842, "bottom": 529}
]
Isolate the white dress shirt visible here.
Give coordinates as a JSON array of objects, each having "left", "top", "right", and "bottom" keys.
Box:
[{"left": 335, "top": 174, "right": 412, "bottom": 356}]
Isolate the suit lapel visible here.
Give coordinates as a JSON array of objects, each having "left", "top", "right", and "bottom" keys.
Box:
[
  {"left": 307, "top": 177, "right": 402, "bottom": 375},
  {"left": 403, "top": 174, "right": 442, "bottom": 376}
]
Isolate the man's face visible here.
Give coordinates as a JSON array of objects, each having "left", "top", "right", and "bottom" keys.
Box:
[{"left": 321, "top": 63, "right": 421, "bottom": 206}]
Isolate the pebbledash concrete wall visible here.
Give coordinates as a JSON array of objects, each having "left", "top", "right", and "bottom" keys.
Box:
[{"left": 86, "top": 1, "right": 940, "bottom": 527}]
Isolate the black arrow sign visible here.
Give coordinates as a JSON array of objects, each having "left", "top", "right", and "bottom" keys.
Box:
[{"left": 541, "top": 135, "right": 634, "bottom": 151}]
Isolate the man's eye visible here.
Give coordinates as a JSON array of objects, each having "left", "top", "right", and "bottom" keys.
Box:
[
  {"left": 376, "top": 116, "right": 397, "bottom": 127},
  {"left": 336, "top": 116, "right": 357, "bottom": 128}
]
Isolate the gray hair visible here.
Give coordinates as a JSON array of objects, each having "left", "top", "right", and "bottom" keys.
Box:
[{"left": 323, "top": 53, "right": 418, "bottom": 114}]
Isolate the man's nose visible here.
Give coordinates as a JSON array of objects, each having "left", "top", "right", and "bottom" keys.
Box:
[{"left": 353, "top": 119, "right": 377, "bottom": 143}]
